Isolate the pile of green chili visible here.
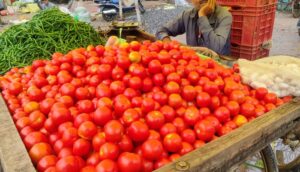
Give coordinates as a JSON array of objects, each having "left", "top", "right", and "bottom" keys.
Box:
[{"left": 0, "top": 7, "right": 106, "bottom": 75}]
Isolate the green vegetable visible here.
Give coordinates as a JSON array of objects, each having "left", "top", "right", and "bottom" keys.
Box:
[{"left": 0, "top": 7, "right": 106, "bottom": 75}]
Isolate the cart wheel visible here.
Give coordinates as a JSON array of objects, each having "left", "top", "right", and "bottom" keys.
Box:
[
  {"left": 260, "top": 145, "right": 279, "bottom": 172},
  {"left": 102, "top": 7, "right": 118, "bottom": 22}
]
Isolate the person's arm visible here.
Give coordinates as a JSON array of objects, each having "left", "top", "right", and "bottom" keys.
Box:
[
  {"left": 155, "top": 11, "right": 186, "bottom": 41},
  {"left": 197, "top": 13, "right": 232, "bottom": 54}
]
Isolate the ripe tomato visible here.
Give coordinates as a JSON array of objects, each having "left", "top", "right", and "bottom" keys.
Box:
[
  {"left": 233, "top": 115, "right": 248, "bottom": 127},
  {"left": 160, "top": 123, "right": 177, "bottom": 137},
  {"left": 154, "top": 157, "right": 170, "bottom": 169},
  {"left": 240, "top": 103, "right": 255, "bottom": 117},
  {"left": 181, "top": 129, "right": 196, "bottom": 144},
  {"left": 141, "top": 140, "right": 163, "bottom": 161},
  {"left": 104, "top": 120, "right": 124, "bottom": 142},
  {"left": 37, "top": 155, "right": 57, "bottom": 172},
  {"left": 217, "top": 126, "right": 232, "bottom": 136},
  {"left": 58, "top": 148, "right": 73, "bottom": 159},
  {"left": 56, "top": 156, "right": 85, "bottom": 172},
  {"left": 264, "top": 93, "right": 277, "bottom": 104},
  {"left": 62, "top": 127, "right": 78, "bottom": 147},
  {"left": 29, "top": 142, "right": 53, "bottom": 164},
  {"left": 184, "top": 106, "right": 201, "bottom": 126},
  {"left": 203, "top": 82, "right": 219, "bottom": 96},
  {"left": 146, "top": 111, "right": 165, "bottom": 130},
  {"left": 182, "top": 85, "right": 196, "bottom": 102},
  {"left": 196, "top": 92, "right": 211, "bottom": 107},
  {"left": 81, "top": 166, "right": 96, "bottom": 172},
  {"left": 118, "top": 152, "right": 142, "bottom": 172},
  {"left": 224, "top": 121, "right": 237, "bottom": 129},
  {"left": 210, "top": 96, "right": 220, "bottom": 110},
  {"left": 142, "top": 97, "right": 155, "bottom": 113},
  {"left": 226, "top": 101, "right": 240, "bottom": 116},
  {"left": 74, "top": 113, "right": 91, "bottom": 128},
  {"left": 78, "top": 121, "right": 97, "bottom": 140},
  {"left": 167, "top": 72, "right": 181, "bottom": 84},
  {"left": 214, "top": 106, "right": 230, "bottom": 123},
  {"left": 99, "top": 142, "right": 119, "bottom": 160},
  {"left": 229, "top": 90, "right": 245, "bottom": 104},
  {"left": 96, "top": 159, "right": 118, "bottom": 172},
  {"left": 164, "top": 81, "right": 180, "bottom": 95},
  {"left": 128, "top": 121, "right": 149, "bottom": 142},
  {"left": 160, "top": 105, "right": 176, "bottom": 122},
  {"left": 163, "top": 133, "right": 182, "bottom": 153},
  {"left": 255, "top": 87, "right": 268, "bottom": 100},
  {"left": 265, "top": 103, "right": 276, "bottom": 112},
  {"left": 194, "top": 140, "right": 205, "bottom": 149},
  {"left": 29, "top": 110, "right": 46, "bottom": 130},
  {"left": 73, "top": 139, "right": 91, "bottom": 157},
  {"left": 87, "top": 153, "right": 101, "bottom": 166},
  {"left": 114, "top": 95, "right": 131, "bottom": 117},
  {"left": 20, "top": 126, "right": 34, "bottom": 139},
  {"left": 122, "top": 108, "right": 140, "bottom": 126},
  {"left": 75, "top": 87, "right": 90, "bottom": 100},
  {"left": 142, "top": 159, "right": 154, "bottom": 172},
  {"left": 152, "top": 73, "right": 165, "bottom": 87},
  {"left": 180, "top": 142, "right": 194, "bottom": 155},
  {"left": 50, "top": 107, "right": 72, "bottom": 126},
  {"left": 24, "top": 131, "right": 48, "bottom": 149},
  {"left": 168, "top": 94, "right": 182, "bottom": 109},
  {"left": 92, "top": 132, "right": 106, "bottom": 152},
  {"left": 118, "top": 135, "right": 134, "bottom": 152},
  {"left": 59, "top": 84, "right": 76, "bottom": 97},
  {"left": 194, "top": 120, "right": 215, "bottom": 142}
]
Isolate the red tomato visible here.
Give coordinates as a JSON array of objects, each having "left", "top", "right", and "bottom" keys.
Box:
[
  {"left": 203, "top": 82, "right": 219, "bottom": 96},
  {"left": 224, "top": 121, "right": 238, "bottom": 129},
  {"left": 122, "top": 108, "right": 140, "bottom": 126},
  {"left": 75, "top": 87, "right": 90, "bottom": 100},
  {"left": 172, "top": 117, "right": 187, "bottom": 133},
  {"left": 205, "top": 69, "right": 218, "bottom": 81},
  {"left": 255, "top": 87, "right": 268, "bottom": 100},
  {"left": 146, "top": 111, "right": 165, "bottom": 130},
  {"left": 20, "top": 126, "right": 34, "bottom": 139},
  {"left": 29, "top": 142, "right": 53, "bottom": 164},
  {"left": 29, "top": 110, "right": 46, "bottom": 130},
  {"left": 217, "top": 126, "right": 233, "bottom": 136},
  {"left": 24, "top": 131, "right": 48, "bottom": 149},
  {"left": 142, "top": 77, "right": 154, "bottom": 92},
  {"left": 99, "top": 143, "right": 119, "bottom": 160},
  {"left": 184, "top": 106, "right": 201, "bottom": 126},
  {"left": 87, "top": 153, "right": 101, "bottom": 166},
  {"left": 50, "top": 107, "right": 72, "bottom": 126},
  {"left": 240, "top": 103, "right": 255, "bottom": 117},
  {"left": 104, "top": 120, "right": 124, "bottom": 142},
  {"left": 167, "top": 72, "right": 181, "bottom": 84},
  {"left": 264, "top": 93, "right": 277, "bottom": 104},
  {"left": 148, "top": 130, "right": 161, "bottom": 140},
  {"left": 78, "top": 121, "right": 97, "bottom": 140},
  {"left": 142, "top": 140, "right": 163, "bottom": 161},
  {"left": 169, "top": 154, "right": 181, "bottom": 161},
  {"left": 114, "top": 95, "right": 131, "bottom": 117},
  {"left": 168, "top": 94, "right": 183, "bottom": 109},
  {"left": 74, "top": 113, "right": 91, "bottom": 128},
  {"left": 210, "top": 96, "right": 220, "bottom": 110},
  {"left": 142, "top": 97, "right": 155, "bottom": 113},
  {"left": 81, "top": 166, "right": 96, "bottom": 172},
  {"left": 73, "top": 139, "right": 91, "bottom": 157},
  {"left": 152, "top": 91, "right": 168, "bottom": 105},
  {"left": 181, "top": 129, "right": 196, "bottom": 144},
  {"left": 182, "top": 85, "right": 196, "bottom": 101},
  {"left": 154, "top": 158, "right": 170, "bottom": 169},
  {"left": 62, "top": 127, "right": 78, "bottom": 147},
  {"left": 265, "top": 103, "right": 276, "bottom": 112},
  {"left": 229, "top": 90, "right": 245, "bottom": 104},
  {"left": 119, "top": 135, "right": 134, "bottom": 152},
  {"left": 37, "top": 155, "right": 57, "bottom": 172},
  {"left": 194, "top": 120, "right": 215, "bottom": 142},
  {"left": 164, "top": 81, "right": 180, "bottom": 94},
  {"left": 160, "top": 123, "right": 177, "bottom": 137},
  {"left": 160, "top": 105, "right": 176, "bottom": 122},
  {"left": 128, "top": 121, "right": 149, "bottom": 142},
  {"left": 197, "top": 92, "right": 211, "bottom": 107},
  {"left": 214, "top": 106, "right": 230, "bottom": 123},
  {"left": 56, "top": 156, "right": 84, "bottom": 172},
  {"left": 163, "top": 133, "right": 182, "bottom": 153},
  {"left": 226, "top": 101, "right": 240, "bottom": 116},
  {"left": 142, "top": 159, "right": 154, "bottom": 172},
  {"left": 96, "top": 159, "right": 118, "bottom": 172},
  {"left": 162, "top": 64, "right": 175, "bottom": 76},
  {"left": 92, "top": 106, "right": 113, "bottom": 126},
  {"left": 180, "top": 142, "right": 194, "bottom": 155},
  {"left": 8, "top": 82, "right": 23, "bottom": 95},
  {"left": 92, "top": 132, "right": 106, "bottom": 152},
  {"left": 76, "top": 100, "right": 94, "bottom": 113},
  {"left": 58, "top": 148, "right": 73, "bottom": 159},
  {"left": 194, "top": 140, "right": 205, "bottom": 149},
  {"left": 128, "top": 76, "right": 142, "bottom": 90},
  {"left": 118, "top": 152, "right": 142, "bottom": 172},
  {"left": 199, "top": 107, "right": 211, "bottom": 117},
  {"left": 152, "top": 73, "right": 165, "bottom": 87}
]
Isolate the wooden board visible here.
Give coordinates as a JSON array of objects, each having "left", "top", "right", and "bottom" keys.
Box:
[
  {"left": 0, "top": 94, "right": 36, "bottom": 172},
  {"left": 155, "top": 98, "right": 300, "bottom": 172}
]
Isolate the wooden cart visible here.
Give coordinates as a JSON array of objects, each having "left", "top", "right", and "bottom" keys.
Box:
[{"left": 1, "top": 28, "right": 300, "bottom": 171}]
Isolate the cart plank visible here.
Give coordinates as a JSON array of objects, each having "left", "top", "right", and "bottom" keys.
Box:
[
  {"left": 155, "top": 98, "right": 300, "bottom": 172},
  {"left": 0, "top": 94, "right": 36, "bottom": 172}
]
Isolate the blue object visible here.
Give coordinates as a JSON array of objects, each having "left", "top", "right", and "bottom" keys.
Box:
[{"left": 111, "top": 0, "right": 118, "bottom": 4}]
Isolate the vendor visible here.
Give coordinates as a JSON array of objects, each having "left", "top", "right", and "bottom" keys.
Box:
[{"left": 155, "top": 0, "right": 232, "bottom": 55}]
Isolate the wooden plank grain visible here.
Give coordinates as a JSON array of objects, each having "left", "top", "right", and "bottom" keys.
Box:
[
  {"left": 0, "top": 94, "right": 36, "bottom": 172},
  {"left": 155, "top": 98, "right": 300, "bottom": 172}
]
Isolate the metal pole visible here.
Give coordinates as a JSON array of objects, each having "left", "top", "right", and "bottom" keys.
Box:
[
  {"left": 134, "top": 0, "right": 141, "bottom": 24},
  {"left": 119, "top": 0, "right": 123, "bottom": 20}
]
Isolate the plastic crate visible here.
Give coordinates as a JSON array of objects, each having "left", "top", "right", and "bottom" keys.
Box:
[
  {"left": 217, "top": 0, "right": 277, "bottom": 7},
  {"left": 230, "top": 43, "right": 270, "bottom": 60},
  {"left": 229, "top": 4, "right": 276, "bottom": 46}
]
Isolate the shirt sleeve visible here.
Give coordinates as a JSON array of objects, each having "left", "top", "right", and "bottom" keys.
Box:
[
  {"left": 197, "top": 14, "right": 232, "bottom": 54},
  {"left": 155, "top": 11, "right": 186, "bottom": 40}
]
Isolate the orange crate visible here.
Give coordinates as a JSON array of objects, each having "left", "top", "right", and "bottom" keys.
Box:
[{"left": 217, "top": 0, "right": 276, "bottom": 7}]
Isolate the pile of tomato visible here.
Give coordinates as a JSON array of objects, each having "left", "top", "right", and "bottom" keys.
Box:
[{"left": 0, "top": 40, "right": 292, "bottom": 172}]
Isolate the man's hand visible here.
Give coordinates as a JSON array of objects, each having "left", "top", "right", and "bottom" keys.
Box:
[{"left": 198, "top": 4, "right": 213, "bottom": 16}]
